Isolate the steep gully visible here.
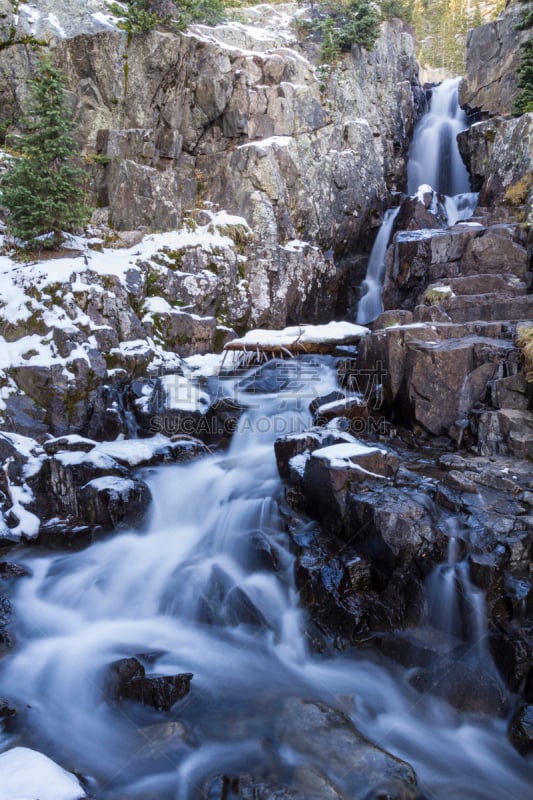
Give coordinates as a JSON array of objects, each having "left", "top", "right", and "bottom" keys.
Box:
[{"left": 0, "top": 83, "right": 532, "bottom": 798}]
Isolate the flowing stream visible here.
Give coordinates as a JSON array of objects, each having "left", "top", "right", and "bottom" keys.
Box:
[
  {"left": 1, "top": 359, "right": 533, "bottom": 798},
  {"left": 356, "top": 77, "right": 478, "bottom": 324}
]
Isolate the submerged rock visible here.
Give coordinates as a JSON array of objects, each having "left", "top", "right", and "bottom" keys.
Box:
[
  {"left": 409, "top": 659, "right": 509, "bottom": 716},
  {"left": 276, "top": 698, "right": 419, "bottom": 798}
]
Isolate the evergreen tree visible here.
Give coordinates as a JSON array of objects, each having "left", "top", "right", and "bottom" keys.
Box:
[
  {"left": 515, "top": 0, "right": 533, "bottom": 114},
  {"left": 515, "top": 38, "right": 533, "bottom": 114},
  {"left": 106, "top": 0, "right": 225, "bottom": 34},
  {"left": 106, "top": 0, "right": 162, "bottom": 33},
  {"left": 0, "top": 54, "right": 89, "bottom": 249},
  {"left": 320, "top": 16, "right": 341, "bottom": 63}
]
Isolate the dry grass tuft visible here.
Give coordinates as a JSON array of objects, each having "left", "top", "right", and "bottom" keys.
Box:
[{"left": 516, "top": 324, "right": 533, "bottom": 383}]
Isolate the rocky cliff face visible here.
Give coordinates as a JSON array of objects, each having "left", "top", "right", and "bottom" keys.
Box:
[
  {"left": 458, "top": 113, "right": 533, "bottom": 222},
  {"left": 459, "top": 2, "right": 529, "bottom": 118},
  {"left": 457, "top": 2, "right": 533, "bottom": 224},
  {"left": 0, "top": 2, "right": 422, "bottom": 329}
]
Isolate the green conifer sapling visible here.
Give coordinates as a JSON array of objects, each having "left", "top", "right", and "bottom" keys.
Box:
[{"left": 0, "top": 53, "right": 89, "bottom": 249}]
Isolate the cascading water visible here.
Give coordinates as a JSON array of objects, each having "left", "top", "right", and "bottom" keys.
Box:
[
  {"left": 426, "top": 522, "right": 488, "bottom": 661},
  {"left": 407, "top": 77, "right": 471, "bottom": 196},
  {"left": 356, "top": 77, "right": 478, "bottom": 324},
  {"left": 356, "top": 207, "right": 399, "bottom": 325},
  {"left": 1, "top": 359, "right": 533, "bottom": 799}
]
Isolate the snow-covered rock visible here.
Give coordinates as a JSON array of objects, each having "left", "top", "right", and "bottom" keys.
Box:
[
  {"left": 224, "top": 321, "right": 370, "bottom": 355},
  {"left": 0, "top": 746, "right": 86, "bottom": 800}
]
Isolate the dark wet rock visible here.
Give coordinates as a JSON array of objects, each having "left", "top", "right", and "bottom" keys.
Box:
[
  {"left": 468, "top": 552, "right": 504, "bottom": 593},
  {"left": 0, "top": 698, "right": 17, "bottom": 721},
  {"left": 196, "top": 564, "right": 267, "bottom": 628},
  {"left": 275, "top": 698, "right": 419, "bottom": 798},
  {"left": 291, "top": 469, "right": 437, "bottom": 641},
  {"left": 274, "top": 428, "right": 354, "bottom": 481},
  {"left": 312, "top": 396, "right": 369, "bottom": 427},
  {"left": 42, "top": 435, "right": 97, "bottom": 455},
  {"left": 409, "top": 659, "right": 509, "bottom": 716},
  {"left": 342, "top": 487, "right": 441, "bottom": 578},
  {"left": 471, "top": 408, "right": 533, "bottom": 458},
  {"left": 225, "top": 586, "right": 268, "bottom": 627},
  {"left": 295, "top": 532, "right": 378, "bottom": 641},
  {"left": 209, "top": 769, "right": 344, "bottom": 800},
  {"left": 27, "top": 445, "right": 154, "bottom": 539},
  {"left": 0, "top": 593, "right": 12, "bottom": 647},
  {"left": 374, "top": 629, "right": 454, "bottom": 671},
  {"left": 133, "top": 373, "right": 243, "bottom": 446},
  {"left": 86, "top": 384, "right": 130, "bottom": 441},
  {"left": 302, "top": 443, "right": 400, "bottom": 531},
  {"left": 33, "top": 451, "right": 128, "bottom": 521},
  {"left": 3, "top": 394, "right": 48, "bottom": 440},
  {"left": 508, "top": 705, "right": 533, "bottom": 755},
  {"left": 393, "top": 194, "right": 443, "bottom": 233},
  {"left": 0, "top": 561, "right": 31, "bottom": 579},
  {"left": 309, "top": 391, "right": 346, "bottom": 416},
  {"left": 78, "top": 477, "right": 152, "bottom": 530},
  {"left": 382, "top": 226, "right": 480, "bottom": 312},
  {"left": 248, "top": 531, "right": 281, "bottom": 573},
  {"left": 106, "top": 657, "right": 193, "bottom": 712},
  {"left": 490, "top": 626, "right": 533, "bottom": 700}
]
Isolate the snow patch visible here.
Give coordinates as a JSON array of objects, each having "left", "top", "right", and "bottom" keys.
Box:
[
  {"left": 84, "top": 476, "right": 135, "bottom": 493},
  {"left": 157, "top": 375, "right": 211, "bottom": 414},
  {"left": 96, "top": 437, "right": 170, "bottom": 467},
  {"left": 0, "top": 747, "right": 86, "bottom": 800},
  {"left": 312, "top": 441, "right": 385, "bottom": 462},
  {"left": 53, "top": 450, "right": 120, "bottom": 470},
  {"left": 289, "top": 452, "right": 309, "bottom": 477},
  {"left": 238, "top": 135, "right": 292, "bottom": 151},
  {"left": 47, "top": 12, "right": 66, "bottom": 36}
]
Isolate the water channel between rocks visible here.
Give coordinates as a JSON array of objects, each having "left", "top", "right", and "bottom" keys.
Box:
[{"left": 1, "top": 358, "right": 532, "bottom": 799}]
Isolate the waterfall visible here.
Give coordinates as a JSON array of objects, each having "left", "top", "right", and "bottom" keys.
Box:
[
  {"left": 356, "top": 77, "right": 477, "bottom": 325},
  {"left": 426, "top": 528, "right": 488, "bottom": 660},
  {"left": 356, "top": 207, "right": 399, "bottom": 325},
  {"left": 407, "top": 77, "right": 471, "bottom": 196}
]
